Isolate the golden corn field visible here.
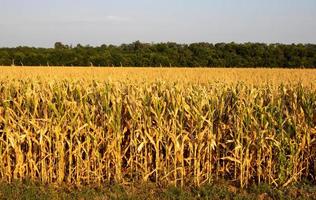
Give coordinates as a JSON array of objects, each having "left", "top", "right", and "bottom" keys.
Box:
[
  {"left": 1, "top": 67, "right": 316, "bottom": 86},
  {"left": 0, "top": 67, "right": 316, "bottom": 188}
]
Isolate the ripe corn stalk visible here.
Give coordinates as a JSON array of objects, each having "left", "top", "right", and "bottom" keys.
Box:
[{"left": 0, "top": 79, "right": 315, "bottom": 188}]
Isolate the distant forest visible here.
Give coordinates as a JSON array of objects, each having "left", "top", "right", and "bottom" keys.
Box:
[{"left": 0, "top": 41, "right": 315, "bottom": 67}]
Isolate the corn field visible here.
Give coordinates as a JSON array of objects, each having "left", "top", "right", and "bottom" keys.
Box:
[{"left": 0, "top": 68, "right": 316, "bottom": 188}]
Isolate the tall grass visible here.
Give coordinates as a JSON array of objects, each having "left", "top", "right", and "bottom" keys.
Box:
[{"left": 0, "top": 78, "right": 315, "bottom": 188}]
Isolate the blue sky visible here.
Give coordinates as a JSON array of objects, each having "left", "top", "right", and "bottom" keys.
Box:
[{"left": 0, "top": 0, "right": 315, "bottom": 47}]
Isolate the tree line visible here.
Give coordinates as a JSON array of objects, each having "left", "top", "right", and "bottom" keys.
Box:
[{"left": 0, "top": 41, "right": 315, "bottom": 67}]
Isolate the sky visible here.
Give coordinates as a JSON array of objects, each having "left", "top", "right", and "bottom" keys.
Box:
[{"left": 0, "top": 0, "right": 315, "bottom": 47}]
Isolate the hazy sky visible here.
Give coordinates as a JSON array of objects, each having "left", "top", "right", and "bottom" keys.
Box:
[{"left": 0, "top": 0, "right": 315, "bottom": 47}]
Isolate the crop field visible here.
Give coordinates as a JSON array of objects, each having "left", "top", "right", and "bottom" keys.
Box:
[
  {"left": 0, "top": 67, "right": 316, "bottom": 190},
  {"left": 1, "top": 67, "right": 316, "bottom": 85}
]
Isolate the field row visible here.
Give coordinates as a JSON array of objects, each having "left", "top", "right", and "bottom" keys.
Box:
[{"left": 0, "top": 79, "right": 315, "bottom": 187}]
